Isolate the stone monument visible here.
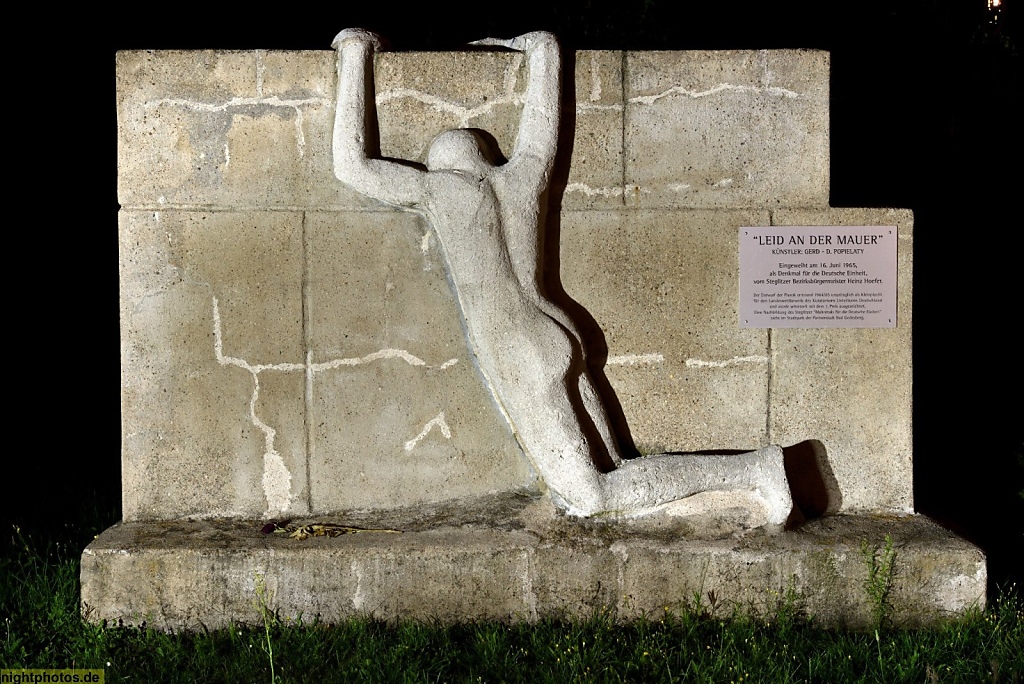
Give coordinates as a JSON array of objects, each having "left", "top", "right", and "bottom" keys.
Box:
[{"left": 84, "top": 30, "right": 986, "bottom": 628}]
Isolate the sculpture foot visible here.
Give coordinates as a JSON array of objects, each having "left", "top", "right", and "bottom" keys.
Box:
[{"left": 752, "top": 445, "right": 794, "bottom": 529}]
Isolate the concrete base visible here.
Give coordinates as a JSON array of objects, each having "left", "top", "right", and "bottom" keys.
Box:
[{"left": 81, "top": 496, "right": 985, "bottom": 630}]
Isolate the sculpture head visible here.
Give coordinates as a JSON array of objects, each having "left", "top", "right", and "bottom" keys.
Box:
[{"left": 425, "top": 129, "right": 504, "bottom": 174}]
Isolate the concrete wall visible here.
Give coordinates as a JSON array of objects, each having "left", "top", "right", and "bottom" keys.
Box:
[{"left": 118, "top": 49, "right": 912, "bottom": 521}]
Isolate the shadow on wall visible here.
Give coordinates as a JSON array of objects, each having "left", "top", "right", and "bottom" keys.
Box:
[
  {"left": 784, "top": 440, "right": 842, "bottom": 521},
  {"left": 540, "top": 49, "right": 642, "bottom": 470}
]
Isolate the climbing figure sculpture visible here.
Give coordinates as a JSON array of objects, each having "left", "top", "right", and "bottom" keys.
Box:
[{"left": 332, "top": 29, "right": 793, "bottom": 525}]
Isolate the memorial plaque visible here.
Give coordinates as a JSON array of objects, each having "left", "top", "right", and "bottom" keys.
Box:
[{"left": 739, "top": 226, "right": 897, "bottom": 328}]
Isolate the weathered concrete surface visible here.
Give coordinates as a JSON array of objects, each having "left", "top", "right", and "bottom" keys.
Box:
[
  {"left": 105, "top": 44, "right": 972, "bottom": 632},
  {"left": 623, "top": 50, "right": 830, "bottom": 209},
  {"left": 567, "top": 51, "right": 626, "bottom": 210},
  {"left": 119, "top": 210, "right": 309, "bottom": 520},
  {"left": 117, "top": 49, "right": 827, "bottom": 212},
  {"left": 82, "top": 498, "right": 985, "bottom": 629},
  {"left": 770, "top": 208, "right": 913, "bottom": 513},
  {"left": 304, "top": 211, "right": 536, "bottom": 512},
  {"left": 126, "top": 202, "right": 919, "bottom": 521},
  {"left": 373, "top": 51, "right": 526, "bottom": 168},
  {"left": 116, "top": 51, "right": 341, "bottom": 210},
  {"left": 561, "top": 209, "right": 771, "bottom": 453},
  {"left": 119, "top": 208, "right": 537, "bottom": 521}
]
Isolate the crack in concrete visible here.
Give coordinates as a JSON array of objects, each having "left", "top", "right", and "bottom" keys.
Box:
[
  {"left": 576, "top": 102, "right": 624, "bottom": 112},
  {"left": 606, "top": 353, "right": 665, "bottom": 366},
  {"left": 375, "top": 54, "right": 525, "bottom": 129},
  {"left": 146, "top": 95, "right": 328, "bottom": 159},
  {"left": 564, "top": 182, "right": 624, "bottom": 198},
  {"left": 685, "top": 355, "right": 768, "bottom": 369},
  {"left": 403, "top": 412, "right": 452, "bottom": 451},
  {"left": 255, "top": 50, "right": 266, "bottom": 98},
  {"left": 629, "top": 82, "right": 799, "bottom": 106}
]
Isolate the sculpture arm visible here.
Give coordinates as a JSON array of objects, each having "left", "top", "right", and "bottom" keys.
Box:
[
  {"left": 505, "top": 32, "right": 562, "bottom": 181},
  {"left": 332, "top": 29, "right": 427, "bottom": 208}
]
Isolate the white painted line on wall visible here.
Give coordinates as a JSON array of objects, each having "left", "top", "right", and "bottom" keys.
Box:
[
  {"left": 309, "top": 348, "right": 428, "bottom": 371},
  {"left": 213, "top": 297, "right": 294, "bottom": 515},
  {"left": 148, "top": 95, "right": 329, "bottom": 113},
  {"left": 255, "top": 50, "right": 266, "bottom": 98},
  {"left": 589, "top": 57, "right": 602, "bottom": 102},
  {"left": 404, "top": 412, "right": 452, "bottom": 451},
  {"left": 293, "top": 108, "right": 307, "bottom": 158},
  {"left": 576, "top": 102, "right": 624, "bottom": 112},
  {"left": 629, "top": 82, "right": 799, "bottom": 106},
  {"left": 377, "top": 87, "right": 521, "bottom": 129},
  {"left": 212, "top": 298, "right": 303, "bottom": 374},
  {"left": 564, "top": 182, "right": 624, "bottom": 198},
  {"left": 685, "top": 355, "right": 768, "bottom": 368},
  {"left": 262, "top": 451, "right": 292, "bottom": 516},
  {"left": 420, "top": 231, "right": 434, "bottom": 271},
  {"left": 606, "top": 353, "right": 665, "bottom": 366}
]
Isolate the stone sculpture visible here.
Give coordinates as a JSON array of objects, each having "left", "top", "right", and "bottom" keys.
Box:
[{"left": 332, "top": 28, "right": 793, "bottom": 525}]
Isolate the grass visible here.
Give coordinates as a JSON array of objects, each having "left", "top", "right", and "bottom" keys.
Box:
[{"left": 2, "top": 519, "right": 1022, "bottom": 683}]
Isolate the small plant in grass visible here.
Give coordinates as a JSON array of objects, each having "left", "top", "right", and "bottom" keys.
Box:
[
  {"left": 860, "top": 533, "right": 897, "bottom": 630},
  {"left": 688, "top": 587, "right": 722, "bottom": 619},
  {"left": 772, "top": 577, "right": 806, "bottom": 630},
  {"left": 860, "top": 534, "right": 899, "bottom": 679},
  {"left": 252, "top": 572, "right": 278, "bottom": 684}
]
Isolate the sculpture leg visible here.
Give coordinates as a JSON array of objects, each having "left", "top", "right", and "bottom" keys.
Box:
[
  {"left": 576, "top": 371, "right": 624, "bottom": 468},
  {"left": 534, "top": 305, "right": 624, "bottom": 469},
  {"left": 600, "top": 446, "right": 793, "bottom": 526},
  {"left": 478, "top": 311, "right": 609, "bottom": 515},
  {"left": 508, "top": 379, "right": 607, "bottom": 515}
]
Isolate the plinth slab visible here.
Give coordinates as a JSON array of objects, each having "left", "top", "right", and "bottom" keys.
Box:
[{"left": 81, "top": 497, "right": 984, "bottom": 630}]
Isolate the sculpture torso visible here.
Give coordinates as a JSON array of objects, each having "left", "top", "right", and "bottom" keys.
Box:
[{"left": 422, "top": 168, "right": 576, "bottom": 407}]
